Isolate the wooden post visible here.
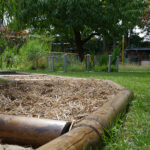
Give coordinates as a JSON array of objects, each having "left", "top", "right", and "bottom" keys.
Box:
[
  {"left": 86, "top": 54, "right": 90, "bottom": 72},
  {"left": 51, "top": 57, "right": 54, "bottom": 72},
  {"left": 122, "top": 35, "right": 125, "bottom": 65},
  {"left": 116, "top": 56, "right": 119, "bottom": 72},
  {"left": 138, "top": 51, "right": 142, "bottom": 65},
  {"left": 64, "top": 54, "right": 67, "bottom": 72},
  {"left": 1, "top": 56, "right": 2, "bottom": 69},
  {"left": 108, "top": 55, "right": 111, "bottom": 73},
  {"left": 46, "top": 56, "right": 49, "bottom": 71},
  {"left": 0, "top": 115, "right": 71, "bottom": 148}
]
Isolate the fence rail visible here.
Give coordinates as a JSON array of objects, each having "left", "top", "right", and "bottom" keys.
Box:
[
  {"left": 46, "top": 53, "right": 119, "bottom": 72},
  {"left": 0, "top": 53, "right": 120, "bottom": 72}
]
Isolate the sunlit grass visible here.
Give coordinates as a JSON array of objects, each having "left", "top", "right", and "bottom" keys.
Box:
[{"left": 120, "top": 64, "right": 150, "bottom": 72}]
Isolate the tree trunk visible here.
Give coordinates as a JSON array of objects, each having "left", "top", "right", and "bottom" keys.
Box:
[
  {"left": 113, "top": 38, "right": 116, "bottom": 50},
  {"left": 0, "top": 2, "right": 4, "bottom": 24},
  {"left": 74, "top": 30, "right": 85, "bottom": 61},
  {"left": 73, "top": 30, "right": 99, "bottom": 61},
  {"left": 126, "top": 31, "right": 130, "bottom": 48}
]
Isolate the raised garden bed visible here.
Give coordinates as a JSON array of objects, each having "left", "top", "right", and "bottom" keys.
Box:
[{"left": 0, "top": 74, "right": 132, "bottom": 150}]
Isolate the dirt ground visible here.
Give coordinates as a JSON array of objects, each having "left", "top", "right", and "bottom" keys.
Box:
[{"left": 0, "top": 75, "right": 123, "bottom": 150}]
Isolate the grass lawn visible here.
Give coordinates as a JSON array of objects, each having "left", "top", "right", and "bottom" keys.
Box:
[{"left": 1, "top": 67, "right": 150, "bottom": 149}]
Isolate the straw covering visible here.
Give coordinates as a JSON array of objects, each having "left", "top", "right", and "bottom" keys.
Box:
[
  {"left": 0, "top": 75, "right": 122, "bottom": 123},
  {"left": 0, "top": 75, "right": 123, "bottom": 149}
]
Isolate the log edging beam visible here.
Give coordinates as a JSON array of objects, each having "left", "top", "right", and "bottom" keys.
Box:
[
  {"left": 37, "top": 83, "right": 133, "bottom": 150},
  {"left": 0, "top": 115, "right": 71, "bottom": 148}
]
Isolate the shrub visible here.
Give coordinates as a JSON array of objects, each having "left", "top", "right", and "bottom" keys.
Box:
[
  {"left": 1, "top": 46, "right": 17, "bottom": 69},
  {"left": 111, "top": 47, "right": 121, "bottom": 65},
  {"left": 68, "top": 63, "right": 86, "bottom": 72},
  {"left": 20, "top": 35, "right": 53, "bottom": 70},
  {"left": 54, "top": 61, "right": 64, "bottom": 71},
  {"left": 38, "top": 57, "right": 47, "bottom": 69},
  {"left": 111, "top": 65, "right": 117, "bottom": 72},
  {"left": 99, "top": 65, "right": 108, "bottom": 72},
  {"left": 92, "top": 65, "right": 101, "bottom": 72},
  {"left": 99, "top": 54, "right": 109, "bottom": 66},
  {"left": 93, "top": 65, "right": 117, "bottom": 72}
]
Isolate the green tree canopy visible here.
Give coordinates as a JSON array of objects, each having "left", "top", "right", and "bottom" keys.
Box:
[{"left": 8, "top": 0, "right": 147, "bottom": 60}]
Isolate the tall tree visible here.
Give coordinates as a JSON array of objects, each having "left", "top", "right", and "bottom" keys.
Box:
[
  {"left": 9, "top": 0, "right": 146, "bottom": 60},
  {"left": 0, "top": 0, "right": 4, "bottom": 24},
  {"left": 0, "top": 0, "right": 12, "bottom": 25}
]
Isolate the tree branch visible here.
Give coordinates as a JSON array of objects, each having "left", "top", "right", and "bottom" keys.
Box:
[{"left": 81, "top": 32, "right": 100, "bottom": 44}]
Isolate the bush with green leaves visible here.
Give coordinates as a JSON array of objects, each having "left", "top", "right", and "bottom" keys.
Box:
[
  {"left": 92, "top": 47, "right": 120, "bottom": 72},
  {"left": 93, "top": 65, "right": 117, "bottom": 72},
  {"left": 54, "top": 61, "right": 64, "bottom": 71},
  {"left": 68, "top": 62, "right": 86, "bottom": 72},
  {"left": 99, "top": 54, "right": 109, "bottom": 66},
  {"left": 0, "top": 46, "right": 18, "bottom": 69},
  {"left": 111, "top": 47, "right": 121, "bottom": 65},
  {"left": 20, "top": 36, "right": 52, "bottom": 69}
]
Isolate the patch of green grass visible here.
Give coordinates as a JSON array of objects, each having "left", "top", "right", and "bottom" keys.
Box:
[{"left": 8, "top": 68, "right": 150, "bottom": 149}]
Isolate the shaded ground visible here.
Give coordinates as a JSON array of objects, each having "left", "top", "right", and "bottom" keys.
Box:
[{"left": 0, "top": 75, "right": 122, "bottom": 150}]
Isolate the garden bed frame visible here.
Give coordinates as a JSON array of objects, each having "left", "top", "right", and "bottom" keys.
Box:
[
  {"left": 37, "top": 81, "right": 133, "bottom": 150},
  {"left": 0, "top": 73, "right": 133, "bottom": 150}
]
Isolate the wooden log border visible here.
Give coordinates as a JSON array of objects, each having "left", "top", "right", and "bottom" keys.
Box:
[
  {"left": 0, "top": 115, "right": 71, "bottom": 148},
  {"left": 0, "top": 75, "right": 133, "bottom": 149},
  {"left": 37, "top": 81, "right": 133, "bottom": 150}
]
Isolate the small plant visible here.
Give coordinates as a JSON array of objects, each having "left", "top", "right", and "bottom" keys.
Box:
[
  {"left": 1, "top": 46, "right": 17, "bottom": 69},
  {"left": 38, "top": 57, "right": 47, "bottom": 69},
  {"left": 99, "top": 54, "right": 109, "bottom": 66},
  {"left": 92, "top": 64, "right": 101, "bottom": 72},
  {"left": 111, "top": 47, "right": 121, "bottom": 65},
  {"left": 103, "top": 115, "right": 123, "bottom": 147},
  {"left": 54, "top": 61, "right": 64, "bottom": 71},
  {"left": 68, "top": 63, "right": 86, "bottom": 72},
  {"left": 93, "top": 65, "right": 117, "bottom": 72}
]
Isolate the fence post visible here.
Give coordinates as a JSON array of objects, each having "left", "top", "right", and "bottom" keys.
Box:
[
  {"left": 108, "top": 55, "right": 112, "bottom": 73},
  {"left": 46, "top": 56, "right": 49, "bottom": 71},
  {"left": 86, "top": 54, "right": 90, "bottom": 72},
  {"left": 116, "top": 56, "right": 119, "bottom": 72},
  {"left": 64, "top": 54, "right": 67, "bottom": 72},
  {"left": 1, "top": 56, "right": 2, "bottom": 69},
  {"left": 51, "top": 57, "right": 54, "bottom": 72}
]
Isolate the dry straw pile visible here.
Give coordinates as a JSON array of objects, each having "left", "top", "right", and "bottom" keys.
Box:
[
  {"left": 0, "top": 75, "right": 122, "bottom": 123},
  {"left": 0, "top": 75, "right": 123, "bottom": 150}
]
